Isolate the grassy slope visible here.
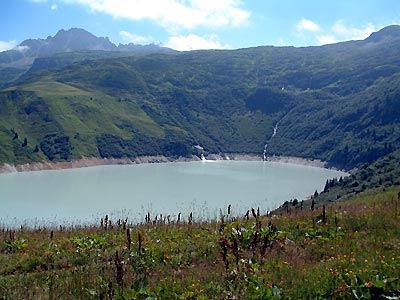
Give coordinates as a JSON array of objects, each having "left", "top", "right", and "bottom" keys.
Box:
[
  {"left": 0, "top": 79, "right": 166, "bottom": 163},
  {"left": 269, "top": 150, "right": 400, "bottom": 213},
  {"left": 316, "top": 150, "right": 400, "bottom": 204},
  {"left": 0, "top": 187, "right": 399, "bottom": 299}
]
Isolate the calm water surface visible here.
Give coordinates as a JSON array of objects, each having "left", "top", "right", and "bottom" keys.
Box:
[{"left": 0, "top": 161, "right": 347, "bottom": 226}]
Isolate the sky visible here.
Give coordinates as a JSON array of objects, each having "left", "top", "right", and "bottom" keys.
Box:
[{"left": 1, "top": 0, "right": 400, "bottom": 52}]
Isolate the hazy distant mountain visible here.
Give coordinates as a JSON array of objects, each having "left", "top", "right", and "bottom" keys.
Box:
[
  {"left": 25, "top": 28, "right": 117, "bottom": 54},
  {"left": 0, "top": 28, "right": 114, "bottom": 67},
  {"left": 0, "top": 28, "right": 173, "bottom": 86}
]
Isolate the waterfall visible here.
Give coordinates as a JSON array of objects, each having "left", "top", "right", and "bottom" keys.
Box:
[
  {"left": 263, "top": 144, "right": 268, "bottom": 161},
  {"left": 272, "top": 123, "right": 278, "bottom": 138},
  {"left": 263, "top": 122, "right": 279, "bottom": 161}
]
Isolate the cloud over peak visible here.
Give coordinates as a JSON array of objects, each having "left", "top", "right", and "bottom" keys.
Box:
[{"left": 14, "top": 45, "right": 30, "bottom": 52}]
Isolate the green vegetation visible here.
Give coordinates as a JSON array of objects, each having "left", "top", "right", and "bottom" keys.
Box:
[
  {"left": 1, "top": 26, "right": 400, "bottom": 168},
  {"left": 1, "top": 187, "right": 399, "bottom": 299},
  {"left": 314, "top": 151, "right": 400, "bottom": 204}
]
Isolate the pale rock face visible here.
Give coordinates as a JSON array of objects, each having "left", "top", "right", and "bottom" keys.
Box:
[{"left": 1, "top": 163, "right": 17, "bottom": 173}]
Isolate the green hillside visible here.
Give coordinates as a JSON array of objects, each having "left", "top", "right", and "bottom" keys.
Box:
[{"left": 1, "top": 26, "right": 400, "bottom": 169}]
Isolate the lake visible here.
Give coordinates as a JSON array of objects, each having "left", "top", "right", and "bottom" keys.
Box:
[{"left": 0, "top": 160, "right": 347, "bottom": 227}]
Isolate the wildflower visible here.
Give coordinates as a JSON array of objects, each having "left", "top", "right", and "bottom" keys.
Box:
[
  {"left": 138, "top": 230, "right": 143, "bottom": 253},
  {"left": 364, "top": 281, "right": 373, "bottom": 288},
  {"left": 220, "top": 237, "right": 230, "bottom": 271},
  {"left": 126, "top": 228, "right": 131, "bottom": 250},
  {"left": 114, "top": 251, "right": 123, "bottom": 287}
]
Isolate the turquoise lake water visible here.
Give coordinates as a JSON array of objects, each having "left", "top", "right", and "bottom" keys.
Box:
[{"left": 0, "top": 160, "right": 347, "bottom": 227}]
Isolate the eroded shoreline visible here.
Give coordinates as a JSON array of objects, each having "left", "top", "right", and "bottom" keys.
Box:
[{"left": 0, "top": 153, "right": 334, "bottom": 174}]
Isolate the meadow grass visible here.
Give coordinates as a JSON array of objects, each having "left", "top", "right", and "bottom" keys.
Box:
[{"left": 1, "top": 186, "right": 399, "bottom": 299}]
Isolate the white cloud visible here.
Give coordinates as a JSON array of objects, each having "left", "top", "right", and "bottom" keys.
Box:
[
  {"left": 163, "top": 34, "right": 230, "bottom": 51},
  {"left": 62, "top": 0, "right": 250, "bottom": 31},
  {"left": 119, "top": 31, "right": 153, "bottom": 44},
  {"left": 299, "top": 19, "right": 380, "bottom": 46},
  {"left": 296, "top": 18, "right": 321, "bottom": 32},
  {"left": 0, "top": 42, "right": 30, "bottom": 53},
  {"left": 14, "top": 45, "right": 30, "bottom": 52},
  {"left": 332, "top": 20, "right": 376, "bottom": 40},
  {"left": 51, "top": 4, "right": 58, "bottom": 10},
  {"left": 316, "top": 35, "right": 338, "bottom": 45},
  {"left": 0, "top": 40, "right": 17, "bottom": 52}
]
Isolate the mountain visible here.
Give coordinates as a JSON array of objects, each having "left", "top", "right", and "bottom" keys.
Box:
[
  {"left": 0, "top": 28, "right": 173, "bottom": 87},
  {"left": 366, "top": 24, "right": 400, "bottom": 43},
  {"left": 0, "top": 26, "right": 400, "bottom": 170},
  {"left": 0, "top": 28, "right": 114, "bottom": 68},
  {"left": 23, "top": 28, "right": 117, "bottom": 54}
]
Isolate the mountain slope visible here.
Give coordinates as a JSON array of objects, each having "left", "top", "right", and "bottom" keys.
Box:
[{"left": 1, "top": 26, "right": 400, "bottom": 169}]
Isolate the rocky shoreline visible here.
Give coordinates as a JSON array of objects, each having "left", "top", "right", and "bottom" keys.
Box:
[
  {"left": 0, "top": 153, "right": 334, "bottom": 174},
  {"left": 266, "top": 155, "right": 328, "bottom": 168},
  {"left": 0, "top": 155, "right": 198, "bottom": 173}
]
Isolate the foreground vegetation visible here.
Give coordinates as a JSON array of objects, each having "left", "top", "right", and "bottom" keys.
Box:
[{"left": 1, "top": 186, "right": 399, "bottom": 299}]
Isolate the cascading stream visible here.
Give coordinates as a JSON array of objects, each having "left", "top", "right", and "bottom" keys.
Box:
[{"left": 263, "top": 122, "right": 278, "bottom": 161}]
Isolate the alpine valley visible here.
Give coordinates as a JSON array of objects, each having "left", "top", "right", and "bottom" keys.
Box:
[
  {"left": 1, "top": 27, "right": 400, "bottom": 300},
  {"left": 0, "top": 26, "right": 399, "bottom": 176}
]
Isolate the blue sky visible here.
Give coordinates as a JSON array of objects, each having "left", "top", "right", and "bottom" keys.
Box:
[{"left": 1, "top": 0, "right": 400, "bottom": 51}]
